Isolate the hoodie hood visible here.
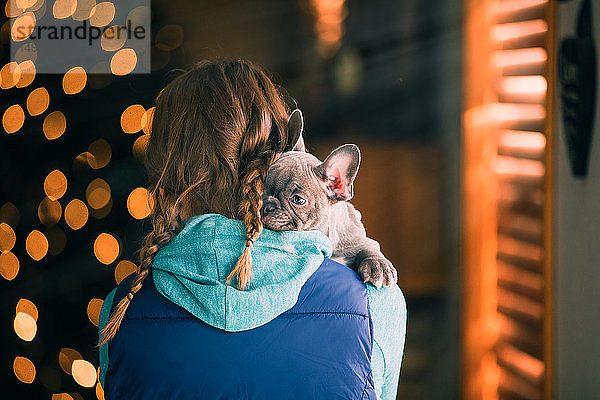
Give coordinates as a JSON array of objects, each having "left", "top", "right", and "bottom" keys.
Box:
[{"left": 151, "top": 213, "right": 332, "bottom": 332}]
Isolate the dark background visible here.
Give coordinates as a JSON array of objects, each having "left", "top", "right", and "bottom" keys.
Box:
[{"left": 0, "top": 1, "right": 462, "bottom": 398}]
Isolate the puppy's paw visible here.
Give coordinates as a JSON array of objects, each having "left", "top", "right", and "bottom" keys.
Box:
[{"left": 357, "top": 255, "right": 397, "bottom": 288}]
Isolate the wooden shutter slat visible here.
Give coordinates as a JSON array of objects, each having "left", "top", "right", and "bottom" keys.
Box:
[
  {"left": 498, "top": 130, "right": 546, "bottom": 161},
  {"left": 499, "top": 368, "right": 543, "bottom": 400},
  {"left": 498, "top": 212, "right": 543, "bottom": 244},
  {"left": 498, "top": 286, "right": 544, "bottom": 325},
  {"left": 496, "top": 1, "right": 548, "bottom": 24},
  {"left": 499, "top": 313, "right": 544, "bottom": 359},
  {"left": 498, "top": 261, "right": 543, "bottom": 297},
  {"left": 494, "top": 48, "right": 548, "bottom": 76}
]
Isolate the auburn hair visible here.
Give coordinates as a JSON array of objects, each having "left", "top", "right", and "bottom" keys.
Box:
[{"left": 100, "top": 60, "right": 293, "bottom": 345}]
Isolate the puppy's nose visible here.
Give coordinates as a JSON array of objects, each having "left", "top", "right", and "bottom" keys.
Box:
[{"left": 262, "top": 196, "right": 280, "bottom": 214}]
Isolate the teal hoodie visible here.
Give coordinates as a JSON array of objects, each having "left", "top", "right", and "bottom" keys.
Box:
[{"left": 99, "top": 214, "right": 406, "bottom": 399}]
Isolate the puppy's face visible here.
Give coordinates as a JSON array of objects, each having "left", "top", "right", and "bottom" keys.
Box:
[{"left": 262, "top": 145, "right": 361, "bottom": 234}]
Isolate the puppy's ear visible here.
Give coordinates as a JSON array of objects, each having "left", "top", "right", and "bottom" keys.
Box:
[
  {"left": 315, "top": 144, "right": 361, "bottom": 201},
  {"left": 286, "top": 109, "right": 306, "bottom": 152}
]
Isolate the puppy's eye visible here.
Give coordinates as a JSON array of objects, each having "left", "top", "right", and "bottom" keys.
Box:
[{"left": 290, "top": 195, "right": 306, "bottom": 205}]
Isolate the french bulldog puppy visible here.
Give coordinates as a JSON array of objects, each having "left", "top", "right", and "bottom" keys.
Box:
[{"left": 261, "top": 110, "right": 397, "bottom": 288}]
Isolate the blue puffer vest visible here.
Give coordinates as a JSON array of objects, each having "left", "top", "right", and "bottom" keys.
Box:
[{"left": 102, "top": 258, "right": 377, "bottom": 400}]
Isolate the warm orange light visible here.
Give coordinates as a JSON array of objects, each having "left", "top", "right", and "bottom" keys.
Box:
[
  {"left": 86, "top": 178, "right": 111, "bottom": 210},
  {"left": 93, "top": 233, "right": 120, "bottom": 265},
  {"left": 63, "top": 67, "right": 87, "bottom": 94},
  {"left": 155, "top": 24, "right": 185, "bottom": 51},
  {"left": 89, "top": 2, "right": 115, "bottom": 27},
  {"left": 0, "top": 252, "right": 20, "bottom": 280},
  {"left": 16, "top": 60, "right": 36, "bottom": 88},
  {"left": 14, "top": 312, "right": 37, "bottom": 341},
  {"left": 13, "top": 356, "right": 36, "bottom": 384},
  {"left": 492, "top": 48, "right": 547, "bottom": 68},
  {"left": 26, "top": 230, "right": 49, "bottom": 261},
  {"left": 494, "top": 156, "right": 545, "bottom": 178},
  {"left": 0, "top": 222, "right": 16, "bottom": 252},
  {"left": 52, "top": 394, "right": 75, "bottom": 400},
  {"left": 127, "top": 187, "right": 154, "bottom": 219},
  {"left": 492, "top": 103, "right": 546, "bottom": 122},
  {"left": 44, "top": 169, "right": 68, "bottom": 200},
  {"left": 133, "top": 134, "right": 150, "bottom": 160},
  {"left": 87, "top": 298, "right": 103, "bottom": 327},
  {"left": 88, "top": 139, "right": 111, "bottom": 169},
  {"left": 101, "top": 25, "right": 127, "bottom": 51},
  {"left": 58, "top": 348, "right": 82, "bottom": 375},
  {"left": 3, "top": 104, "right": 25, "bottom": 134},
  {"left": 491, "top": 20, "right": 547, "bottom": 43},
  {"left": 72, "top": 0, "right": 96, "bottom": 20},
  {"left": 499, "top": 75, "right": 547, "bottom": 103},
  {"left": 497, "top": 0, "right": 547, "bottom": 15},
  {"left": 111, "top": 48, "right": 137, "bottom": 76},
  {"left": 16, "top": 298, "right": 38, "bottom": 321},
  {"left": 65, "top": 199, "right": 89, "bottom": 230},
  {"left": 141, "top": 107, "right": 154, "bottom": 134},
  {"left": 115, "top": 260, "right": 137, "bottom": 284},
  {"left": 91, "top": 198, "right": 113, "bottom": 219},
  {"left": 11, "top": 12, "right": 36, "bottom": 41},
  {"left": 53, "top": 0, "right": 77, "bottom": 19},
  {"left": 0, "top": 62, "right": 21, "bottom": 89},
  {"left": 72, "top": 359, "right": 97, "bottom": 387},
  {"left": 38, "top": 197, "right": 62, "bottom": 226},
  {"left": 120, "top": 104, "right": 145, "bottom": 134},
  {"left": 499, "top": 131, "right": 546, "bottom": 150},
  {"left": 5, "top": 0, "right": 24, "bottom": 17},
  {"left": 43, "top": 111, "right": 67, "bottom": 140},
  {"left": 27, "top": 87, "right": 50, "bottom": 116}
]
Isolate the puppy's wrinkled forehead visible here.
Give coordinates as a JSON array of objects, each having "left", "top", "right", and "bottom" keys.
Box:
[{"left": 266, "top": 152, "right": 322, "bottom": 193}]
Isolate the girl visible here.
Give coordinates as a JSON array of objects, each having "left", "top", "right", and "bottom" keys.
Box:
[{"left": 98, "top": 59, "right": 406, "bottom": 399}]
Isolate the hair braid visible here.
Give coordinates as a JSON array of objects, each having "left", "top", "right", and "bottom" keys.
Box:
[
  {"left": 226, "top": 157, "right": 273, "bottom": 289},
  {"left": 99, "top": 194, "right": 181, "bottom": 345}
]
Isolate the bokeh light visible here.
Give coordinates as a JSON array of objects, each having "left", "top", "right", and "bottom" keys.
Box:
[
  {"left": 72, "top": 359, "right": 97, "bottom": 387},
  {"left": 86, "top": 178, "right": 111, "bottom": 210},
  {"left": 63, "top": 67, "right": 87, "bottom": 95},
  {"left": 65, "top": 199, "right": 89, "bottom": 230},
  {"left": 13, "top": 356, "right": 36, "bottom": 384},
  {"left": 58, "top": 348, "right": 82, "bottom": 375},
  {"left": 155, "top": 24, "right": 184, "bottom": 51},
  {"left": 132, "top": 134, "right": 149, "bottom": 160},
  {"left": 93, "top": 232, "right": 119, "bottom": 264},
  {"left": 127, "top": 187, "right": 154, "bottom": 219},
  {"left": 72, "top": 0, "right": 96, "bottom": 20},
  {"left": 115, "top": 260, "right": 137, "bottom": 284},
  {"left": 111, "top": 48, "right": 137, "bottom": 76},
  {"left": 52, "top": 393, "right": 75, "bottom": 400},
  {"left": 89, "top": 2, "right": 115, "bottom": 27},
  {"left": 46, "top": 226, "right": 67, "bottom": 255},
  {"left": 14, "top": 312, "right": 37, "bottom": 341},
  {"left": 16, "top": 298, "right": 38, "bottom": 321},
  {"left": 0, "top": 62, "right": 21, "bottom": 89},
  {"left": 43, "top": 111, "right": 67, "bottom": 140},
  {"left": 5, "top": 0, "right": 24, "bottom": 18},
  {"left": 90, "top": 198, "right": 113, "bottom": 219},
  {"left": 101, "top": 25, "right": 127, "bottom": 51},
  {"left": 0, "top": 251, "right": 19, "bottom": 280},
  {"left": 88, "top": 139, "right": 111, "bottom": 169},
  {"left": 3, "top": 104, "right": 25, "bottom": 134},
  {"left": 0, "top": 202, "right": 20, "bottom": 226},
  {"left": 26, "top": 230, "right": 49, "bottom": 261},
  {"left": 141, "top": 106, "right": 154, "bottom": 134},
  {"left": 0, "top": 222, "right": 16, "bottom": 252},
  {"left": 16, "top": 60, "right": 36, "bottom": 88},
  {"left": 87, "top": 298, "right": 103, "bottom": 327},
  {"left": 11, "top": 12, "right": 36, "bottom": 41},
  {"left": 120, "top": 104, "right": 145, "bottom": 133},
  {"left": 44, "top": 169, "right": 68, "bottom": 200},
  {"left": 27, "top": 87, "right": 50, "bottom": 116},
  {"left": 38, "top": 197, "right": 62, "bottom": 226},
  {"left": 53, "top": 0, "right": 77, "bottom": 19}
]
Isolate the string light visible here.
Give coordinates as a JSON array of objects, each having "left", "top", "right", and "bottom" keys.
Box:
[
  {"left": 64, "top": 199, "right": 89, "bottom": 230},
  {"left": 120, "top": 104, "right": 145, "bottom": 133},
  {"left": 86, "top": 298, "right": 103, "bottom": 326},
  {"left": 63, "top": 67, "right": 87, "bottom": 95},
  {"left": 114, "top": 260, "right": 137, "bottom": 284},
  {"left": 26, "top": 230, "right": 48, "bottom": 261},
  {"left": 58, "top": 348, "right": 82, "bottom": 375},
  {"left": 127, "top": 187, "right": 153, "bottom": 219},
  {"left": 27, "top": 87, "right": 50, "bottom": 116},
  {"left": 43, "top": 111, "right": 67, "bottom": 140},
  {"left": 89, "top": 2, "right": 115, "bottom": 27},
  {"left": 72, "top": 359, "right": 97, "bottom": 387},
  {"left": 0, "top": 252, "right": 19, "bottom": 280},
  {"left": 44, "top": 170, "right": 68, "bottom": 200},
  {"left": 111, "top": 48, "right": 137, "bottom": 76},
  {"left": 3, "top": 104, "right": 25, "bottom": 134},
  {"left": 0, "top": 222, "right": 16, "bottom": 252}
]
